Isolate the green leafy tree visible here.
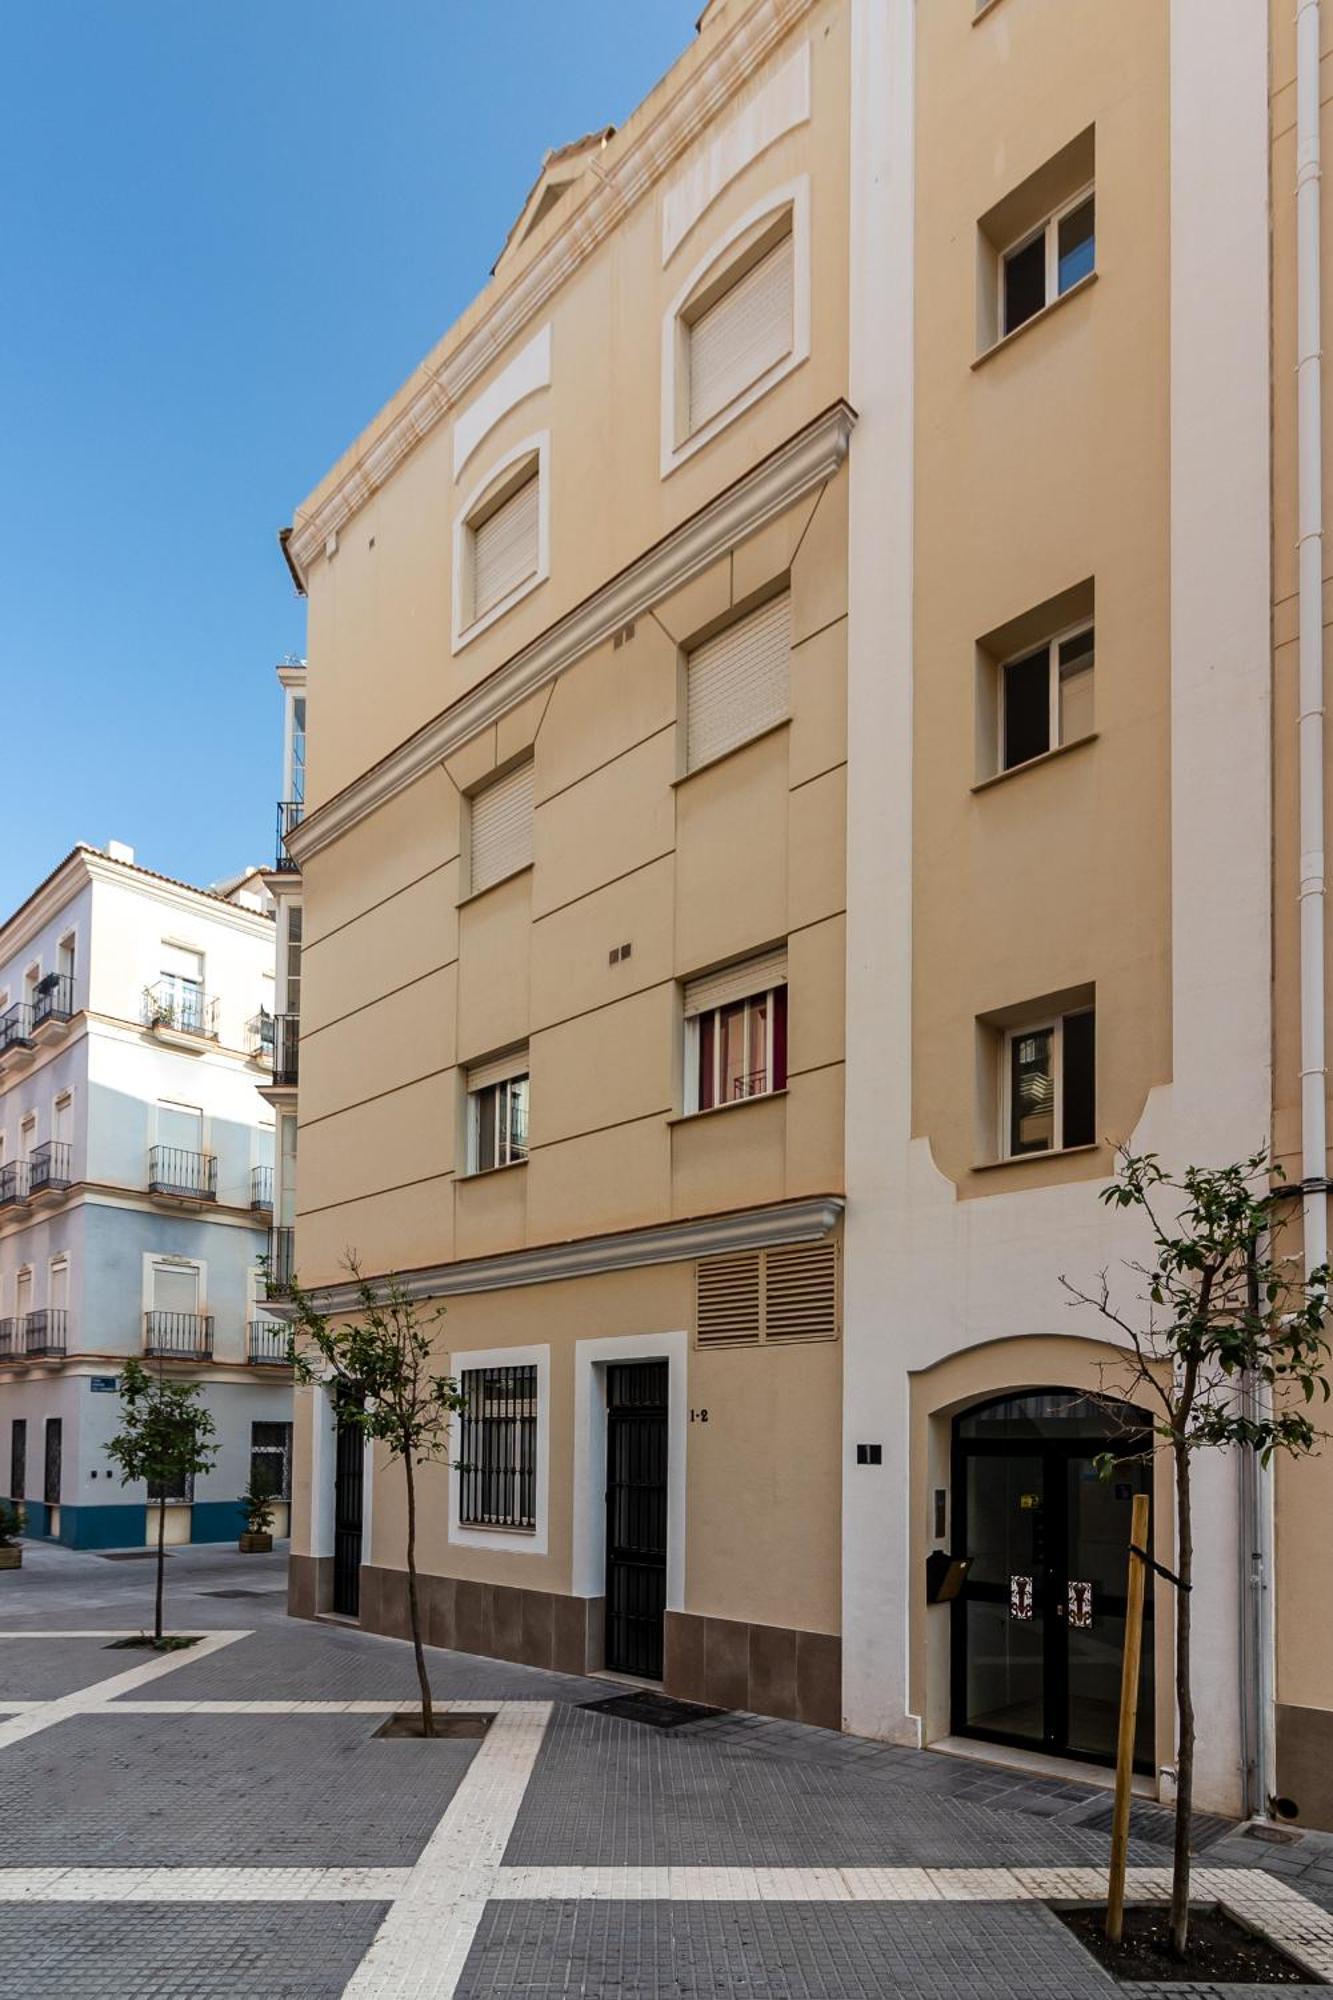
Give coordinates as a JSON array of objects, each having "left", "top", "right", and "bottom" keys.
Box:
[
  {"left": 1063, "top": 1147, "right": 1331, "bottom": 1958},
  {"left": 107, "top": 1359, "right": 218, "bottom": 1645},
  {"left": 288, "top": 1262, "right": 464, "bottom": 1737}
]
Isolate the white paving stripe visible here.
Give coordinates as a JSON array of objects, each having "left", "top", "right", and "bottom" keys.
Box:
[
  {"left": 341, "top": 1701, "right": 553, "bottom": 2000},
  {"left": 0, "top": 1631, "right": 249, "bottom": 1751},
  {"left": 0, "top": 1867, "right": 409, "bottom": 1902}
]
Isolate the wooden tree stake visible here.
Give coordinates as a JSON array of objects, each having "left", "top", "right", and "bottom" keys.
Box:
[{"left": 1106, "top": 1490, "right": 1151, "bottom": 1945}]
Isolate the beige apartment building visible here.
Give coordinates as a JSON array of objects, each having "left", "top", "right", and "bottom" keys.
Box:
[{"left": 274, "top": 0, "right": 1333, "bottom": 1829}]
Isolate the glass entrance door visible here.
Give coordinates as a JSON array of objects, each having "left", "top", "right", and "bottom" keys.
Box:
[{"left": 951, "top": 1391, "right": 1154, "bottom": 1771}]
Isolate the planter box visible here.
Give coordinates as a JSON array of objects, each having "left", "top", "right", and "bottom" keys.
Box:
[
  {"left": 0, "top": 1547, "right": 21, "bottom": 1570},
  {"left": 239, "top": 1532, "right": 273, "bottom": 1554}
]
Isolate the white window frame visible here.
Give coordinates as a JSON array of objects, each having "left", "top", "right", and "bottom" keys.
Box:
[
  {"left": 997, "top": 617, "right": 1095, "bottom": 772},
  {"left": 999, "top": 1006, "right": 1094, "bottom": 1160},
  {"left": 661, "top": 177, "right": 811, "bottom": 478},
  {"left": 451, "top": 432, "right": 550, "bottom": 654},
  {"left": 448, "top": 1342, "right": 550, "bottom": 1555},
  {"left": 684, "top": 975, "right": 787, "bottom": 1115},
  {"left": 997, "top": 182, "right": 1095, "bottom": 338},
  {"left": 465, "top": 1050, "right": 530, "bottom": 1176},
  {"left": 141, "top": 1252, "right": 208, "bottom": 1318}
]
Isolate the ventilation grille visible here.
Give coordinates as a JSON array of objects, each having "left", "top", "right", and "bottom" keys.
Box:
[{"left": 695, "top": 1241, "right": 839, "bottom": 1347}]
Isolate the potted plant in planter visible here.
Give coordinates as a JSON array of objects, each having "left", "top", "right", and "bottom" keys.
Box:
[
  {"left": 238, "top": 1483, "right": 275, "bottom": 1553},
  {"left": 0, "top": 1501, "right": 25, "bottom": 1569}
]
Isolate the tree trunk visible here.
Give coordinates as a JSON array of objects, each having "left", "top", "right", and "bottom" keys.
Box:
[
  {"left": 404, "top": 1454, "right": 434, "bottom": 1737},
  {"left": 153, "top": 1488, "right": 167, "bottom": 1646},
  {"left": 1170, "top": 1439, "right": 1194, "bottom": 1958}
]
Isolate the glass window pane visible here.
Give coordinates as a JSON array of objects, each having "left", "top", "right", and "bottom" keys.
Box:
[
  {"left": 1003, "top": 232, "right": 1046, "bottom": 335},
  {"left": 719, "top": 1000, "right": 747, "bottom": 1103},
  {"left": 1062, "top": 1010, "right": 1096, "bottom": 1148},
  {"left": 1002, "top": 648, "right": 1051, "bottom": 770},
  {"left": 698, "top": 1014, "right": 716, "bottom": 1111},
  {"left": 506, "top": 1076, "right": 529, "bottom": 1161},
  {"left": 475, "top": 1085, "right": 497, "bottom": 1173},
  {"left": 746, "top": 994, "right": 769, "bottom": 1098},
  {"left": 1010, "top": 1027, "right": 1054, "bottom": 1154},
  {"left": 1057, "top": 197, "right": 1095, "bottom": 294},
  {"left": 1058, "top": 629, "right": 1095, "bottom": 743}
]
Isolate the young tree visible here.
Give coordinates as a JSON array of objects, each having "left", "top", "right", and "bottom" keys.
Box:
[
  {"left": 107, "top": 1359, "right": 218, "bottom": 1646},
  {"left": 288, "top": 1263, "right": 464, "bottom": 1738},
  {"left": 1064, "top": 1147, "right": 1330, "bottom": 1958}
]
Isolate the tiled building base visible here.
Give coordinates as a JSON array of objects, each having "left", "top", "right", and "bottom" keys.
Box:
[
  {"left": 287, "top": 1553, "right": 334, "bottom": 1620},
  {"left": 352, "top": 1565, "right": 604, "bottom": 1679},
  {"left": 664, "top": 1611, "right": 842, "bottom": 1730}
]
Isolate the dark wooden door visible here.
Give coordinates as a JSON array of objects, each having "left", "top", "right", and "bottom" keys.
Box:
[
  {"left": 43, "top": 1419, "right": 61, "bottom": 1507},
  {"left": 605, "top": 1362, "right": 669, "bottom": 1678},
  {"left": 332, "top": 1395, "right": 363, "bottom": 1618},
  {"left": 10, "top": 1420, "right": 26, "bottom": 1502}
]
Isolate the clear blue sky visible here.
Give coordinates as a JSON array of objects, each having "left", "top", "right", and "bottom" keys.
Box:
[{"left": 0, "top": 0, "right": 692, "bottom": 917}]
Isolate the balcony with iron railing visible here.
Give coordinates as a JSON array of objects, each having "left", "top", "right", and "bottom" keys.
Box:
[
  {"left": 32, "top": 973, "right": 75, "bottom": 1035},
  {"left": 0, "top": 1161, "right": 30, "bottom": 1208},
  {"left": 247, "top": 1008, "right": 275, "bottom": 1066},
  {"left": 272, "top": 1013, "right": 299, "bottom": 1088},
  {"left": 275, "top": 800, "right": 304, "bottom": 872},
  {"left": 265, "top": 1225, "right": 295, "bottom": 1298},
  {"left": 250, "top": 1164, "right": 274, "bottom": 1212},
  {"left": 0, "top": 1002, "right": 34, "bottom": 1060},
  {"left": 144, "top": 1311, "right": 214, "bottom": 1360},
  {"left": 28, "top": 1142, "right": 73, "bottom": 1197},
  {"left": 23, "top": 1309, "right": 66, "bottom": 1358},
  {"left": 147, "top": 1146, "right": 218, "bottom": 1202},
  {"left": 247, "top": 1319, "right": 292, "bottom": 1366},
  {"left": 142, "top": 979, "right": 219, "bottom": 1042},
  {"left": 0, "top": 1319, "right": 16, "bottom": 1360}
]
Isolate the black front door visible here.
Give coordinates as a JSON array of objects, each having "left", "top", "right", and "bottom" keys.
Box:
[
  {"left": 43, "top": 1419, "right": 61, "bottom": 1510},
  {"left": 605, "top": 1361, "right": 668, "bottom": 1678},
  {"left": 10, "top": 1420, "right": 26, "bottom": 1502},
  {"left": 951, "top": 1390, "right": 1154, "bottom": 1771},
  {"left": 332, "top": 1393, "right": 363, "bottom": 1618}
]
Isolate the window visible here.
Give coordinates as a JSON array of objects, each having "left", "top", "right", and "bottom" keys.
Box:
[
  {"left": 250, "top": 1421, "right": 293, "bottom": 1501},
  {"left": 157, "top": 944, "right": 206, "bottom": 1032},
  {"left": 19, "top": 1115, "right": 35, "bottom": 1160},
  {"left": 1000, "top": 189, "right": 1094, "bottom": 337},
  {"left": 976, "top": 128, "right": 1095, "bottom": 353},
  {"left": 9, "top": 1419, "right": 25, "bottom": 1502},
  {"left": 453, "top": 439, "right": 550, "bottom": 650},
  {"left": 685, "top": 592, "right": 791, "bottom": 772},
  {"left": 151, "top": 1259, "right": 201, "bottom": 1315},
  {"left": 457, "top": 1365, "right": 537, "bottom": 1529},
  {"left": 290, "top": 695, "right": 306, "bottom": 807},
  {"left": 686, "top": 220, "right": 794, "bottom": 436},
  {"left": 684, "top": 948, "right": 788, "bottom": 1112},
  {"left": 283, "top": 905, "right": 303, "bottom": 1017},
  {"left": 148, "top": 1463, "right": 193, "bottom": 1503},
  {"left": 1000, "top": 623, "right": 1094, "bottom": 772},
  {"left": 695, "top": 1241, "right": 839, "bottom": 1346},
  {"left": 467, "top": 1050, "right": 529, "bottom": 1172},
  {"left": 468, "top": 760, "right": 534, "bottom": 896},
  {"left": 1004, "top": 1007, "right": 1095, "bottom": 1157},
  {"left": 15, "top": 1269, "right": 32, "bottom": 1324}
]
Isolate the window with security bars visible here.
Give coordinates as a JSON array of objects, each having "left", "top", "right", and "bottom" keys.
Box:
[
  {"left": 685, "top": 593, "right": 791, "bottom": 772},
  {"left": 249, "top": 1420, "right": 293, "bottom": 1501},
  {"left": 457, "top": 1365, "right": 538, "bottom": 1529},
  {"left": 695, "top": 1241, "right": 840, "bottom": 1347},
  {"left": 685, "top": 223, "right": 794, "bottom": 436},
  {"left": 147, "top": 1465, "right": 194, "bottom": 1503}
]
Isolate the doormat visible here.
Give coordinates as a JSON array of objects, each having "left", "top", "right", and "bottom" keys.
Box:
[
  {"left": 96, "top": 1550, "right": 169, "bottom": 1561},
  {"left": 373, "top": 1711, "right": 495, "bottom": 1740},
  {"left": 1053, "top": 1902, "right": 1319, "bottom": 1986},
  {"left": 1073, "top": 1797, "right": 1234, "bottom": 1853},
  {"left": 581, "top": 1689, "right": 728, "bottom": 1731}
]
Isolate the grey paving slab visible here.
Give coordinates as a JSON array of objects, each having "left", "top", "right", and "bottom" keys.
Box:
[
  {"left": 0, "top": 1712, "right": 475, "bottom": 1867},
  {"left": 0, "top": 1636, "right": 149, "bottom": 1701},
  {"left": 0, "top": 1901, "right": 388, "bottom": 1997},
  {"left": 504, "top": 1705, "right": 1163, "bottom": 1869}
]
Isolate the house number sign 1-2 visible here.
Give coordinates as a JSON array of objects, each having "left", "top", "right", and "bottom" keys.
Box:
[{"left": 689, "top": 1408, "right": 709, "bottom": 1423}]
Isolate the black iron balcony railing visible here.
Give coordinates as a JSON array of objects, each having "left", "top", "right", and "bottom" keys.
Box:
[
  {"left": 144, "top": 1311, "right": 214, "bottom": 1360},
  {"left": 250, "top": 1164, "right": 274, "bottom": 1211},
  {"left": 0, "top": 1319, "right": 16, "bottom": 1360},
  {"left": 247, "top": 1009, "right": 275, "bottom": 1063},
  {"left": 272, "top": 1013, "right": 299, "bottom": 1088},
  {"left": 266, "top": 1226, "right": 295, "bottom": 1298},
  {"left": 32, "top": 973, "right": 75, "bottom": 1031},
  {"left": 275, "top": 800, "right": 304, "bottom": 871},
  {"left": 24, "top": 1310, "right": 66, "bottom": 1358},
  {"left": 247, "top": 1319, "right": 292, "bottom": 1366},
  {"left": 147, "top": 1146, "right": 218, "bottom": 1201},
  {"left": 0, "top": 1161, "right": 30, "bottom": 1207},
  {"left": 0, "top": 1002, "right": 33, "bottom": 1057},
  {"left": 28, "top": 1142, "right": 73, "bottom": 1196},
  {"left": 142, "top": 979, "right": 219, "bottom": 1040}
]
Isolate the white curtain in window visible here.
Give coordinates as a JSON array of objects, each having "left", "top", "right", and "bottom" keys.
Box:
[
  {"left": 687, "top": 230, "right": 794, "bottom": 434},
  {"left": 472, "top": 471, "right": 539, "bottom": 619},
  {"left": 686, "top": 593, "right": 791, "bottom": 771},
  {"left": 470, "top": 762, "right": 535, "bottom": 895}
]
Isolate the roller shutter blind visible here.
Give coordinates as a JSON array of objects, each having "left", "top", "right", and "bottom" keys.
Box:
[
  {"left": 687, "top": 230, "right": 794, "bottom": 435},
  {"left": 683, "top": 945, "right": 787, "bottom": 1020},
  {"left": 470, "top": 761, "right": 534, "bottom": 895},
  {"left": 686, "top": 593, "right": 791, "bottom": 772},
  {"left": 467, "top": 1046, "right": 529, "bottom": 1094},
  {"left": 472, "top": 470, "right": 540, "bottom": 620}
]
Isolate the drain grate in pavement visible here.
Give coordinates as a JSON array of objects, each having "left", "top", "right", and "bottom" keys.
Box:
[
  {"left": 581, "top": 1689, "right": 728, "bottom": 1731},
  {"left": 1074, "top": 1796, "right": 1235, "bottom": 1852}
]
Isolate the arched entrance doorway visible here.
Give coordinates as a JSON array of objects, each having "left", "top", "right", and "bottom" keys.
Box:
[{"left": 951, "top": 1389, "right": 1155, "bottom": 1771}]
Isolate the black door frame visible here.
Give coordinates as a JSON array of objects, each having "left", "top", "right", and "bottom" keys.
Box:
[
  {"left": 332, "top": 1391, "right": 364, "bottom": 1618},
  {"left": 950, "top": 1393, "right": 1154, "bottom": 1772},
  {"left": 604, "top": 1360, "right": 669, "bottom": 1679}
]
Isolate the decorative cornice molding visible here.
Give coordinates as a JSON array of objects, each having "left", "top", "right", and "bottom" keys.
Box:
[
  {"left": 283, "top": 0, "right": 817, "bottom": 585},
  {"left": 1, "top": 849, "right": 272, "bottom": 975},
  {"left": 272, "top": 1194, "right": 844, "bottom": 1315},
  {"left": 287, "top": 399, "right": 855, "bottom": 865}
]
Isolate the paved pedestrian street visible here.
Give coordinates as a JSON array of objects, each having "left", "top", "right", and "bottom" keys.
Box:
[{"left": 3, "top": 1545, "right": 1333, "bottom": 1997}]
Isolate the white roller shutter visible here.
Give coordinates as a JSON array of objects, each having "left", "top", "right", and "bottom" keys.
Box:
[
  {"left": 684, "top": 945, "right": 787, "bottom": 1019},
  {"left": 159, "top": 943, "right": 204, "bottom": 983},
  {"left": 687, "top": 230, "right": 794, "bottom": 434},
  {"left": 472, "top": 470, "right": 540, "bottom": 619},
  {"left": 151, "top": 1262, "right": 199, "bottom": 1314},
  {"left": 469, "top": 761, "right": 534, "bottom": 895},
  {"left": 686, "top": 592, "right": 791, "bottom": 772},
  {"left": 467, "top": 1045, "right": 529, "bottom": 1094}
]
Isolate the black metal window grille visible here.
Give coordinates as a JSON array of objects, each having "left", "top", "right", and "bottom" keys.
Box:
[
  {"left": 147, "top": 1465, "right": 194, "bottom": 1502},
  {"left": 0, "top": 1320, "right": 15, "bottom": 1360},
  {"left": 266, "top": 1226, "right": 295, "bottom": 1297},
  {"left": 10, "top": 1419, "right": 25, "bottom": 1501},
  {"left": 276, "top": 800, "right": 304, "bottom": 872},
  {"left": 457, "top": 1365, "right": 537, "bottom": 1530},
  {"left": 0, "top": 1002, "right": 33, "bottom": 1054},
  {"left": 29, "top": 1142, "right": 73, "bottom": 1193},
  {"left": 246, "top": 1320, "right": 290, "bottom": 1366},
  {"left": 33, "top": 973, "right": 75, "bottom": 1028},
  {"left": 0, "top": 1163, "right": 27, "bottom": 1207},
  {"left": 250, "top": 1164, "right": 274, "bottom": 1210},
  {"left": 23, "top": 1310, "right": 66, "bottom": 1356},
  {"left": 143, "top": 1311, "right": 214, "bottom": 1358},
  {"left": 272, "top": 1014, "right": 299, "bottom": 1087},
  {"left": 250, "top": 1420, "right": 293, "bottom": 1500},
  {"left": 147, "top": 1146, "right": 218, "bottom": 1200},
  {"left": 43, "top": 1419, "right": 61, "bottom": 1506}
]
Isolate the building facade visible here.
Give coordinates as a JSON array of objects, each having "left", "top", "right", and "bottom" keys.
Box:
[
  {"left": 0, "top": 844, "right": 294, "bottom": 1548},
  {"left": 276, "top": 0, "right": 1333, "bottom": 1830}
]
